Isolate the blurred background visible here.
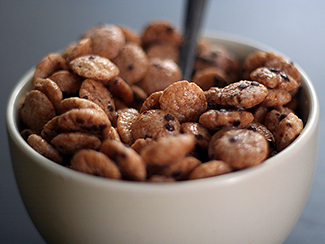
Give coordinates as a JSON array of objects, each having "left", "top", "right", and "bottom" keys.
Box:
[{"left": 1, "top": 0, "right": 324, "bottom": 243}]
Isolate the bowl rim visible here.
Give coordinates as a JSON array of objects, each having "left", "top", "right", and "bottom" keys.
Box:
[{"left": 6, "top": 32, "right": 320, "bottom": 191}]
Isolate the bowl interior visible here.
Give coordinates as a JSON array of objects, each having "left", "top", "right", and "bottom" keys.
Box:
[{"left": 6, "top": 32, "right": 319, "bottom": 187}]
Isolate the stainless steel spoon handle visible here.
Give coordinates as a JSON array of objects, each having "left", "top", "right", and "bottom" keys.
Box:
[{"left": 180, "top": 0, "right": 207, "bottom": 81}]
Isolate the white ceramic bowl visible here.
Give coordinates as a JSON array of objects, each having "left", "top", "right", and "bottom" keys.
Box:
[{"left": 7, "top": 33, "right": 319, "bottom": 244}]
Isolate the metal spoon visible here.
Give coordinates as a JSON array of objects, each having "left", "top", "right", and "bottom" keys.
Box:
[{"left": 179, "top": 0, "right": 207, "bottom": 81}]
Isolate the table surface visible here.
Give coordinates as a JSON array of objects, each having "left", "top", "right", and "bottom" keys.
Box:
[{"left": 1, "top": 0, "right": 324, "bottom": 243}]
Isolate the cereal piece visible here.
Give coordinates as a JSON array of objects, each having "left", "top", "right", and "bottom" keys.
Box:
[
  {"left": 246, "top": 121, "right": 275, "bottom": 153},
  {"left": 265, "top": 57, "right": 301, "bottom": 82},
  {"left": 159, "top": 80, "right": 207, "bottom": 123},
  {"left": 116, "top": 108, "right": 140, "bottom": 145},
  {"left": 20, "top": 90, "right": 56, "bottom": 133},
  {"left": 64, "top": 38, "right": 92, "bottom": 63},
  {"left": 112, "top": 42, "right": 149, "bottom": 84},
  {"left": 250, "top": 67, "right": 299, "bottom": 91},
  {"left": 33, "top": 78, "right": 63, "bottom": 113},
  {"left": 192, "top": 67, "right": 229, "bottom": 90},
  {"left": 209, "top": 129, "right": 268, "bottom": 169},
  {"left": 141, "top": 21, "right": 183, "bottom": 48},
  {"left": 82, "top": 24, "right": 125, "bottom": 60},
  {"left": 27, "top": 134, "right": 62, "bottom": 164},
  {"left": 147, "top": 175, "right": 176, "bottom": 182},
  {"left": 141, "top": 134, "right": 196, "bottom": 166},
  {"left": 59, "top": 97, "right": 105, "bottom": 115},
  {"left": 100, "top": 139, "right": 147, "bottom": 181},
  {"left": 56, "top": 108, "right": 111, "bottom": 138},
  {"left": 130, "top": 85, "right": 148, "bottom": 110},
  {"left": 188, "top": 160, "right": 232, "bottom": 180},
  {"left": 204, "top": 87, "right": 222, "bottom": 110},
  {"left": 252, "top": 105, "right": 269, "bottom": 124},
  {"left": 137, "top": 58, "right": 182, "bottom": 94},
  {"left": 131, "top": 109, "right": 181, "bottom": 141},
  {"left": 79, "top": 79, "right": 115, "bottom": 122},
  {"left": 51, "top": 132, "right": 101, "bottom": 155},
  {"left": 218, "top": 80, "right": 268, "bottom": 109},
  {"left": 243, "top": 51, "right": 280, "bottom": 78},
  {"left": 195, "top": 44, "right": 241, "bottom": 81},
  {"left": 49, "top": 70, "right": 82, "bottom": 96},
  {"left": 119, "top": 25, "right": 141, "bottom": 45},
  {"left": 131, "top": 138, "right": 156, "bottom": 154},
  {"left": 104, "top": 76, "right": 134, "bottom": 106},
  {"left": 157, "top": 156, "right": 202, "bottom": 180},
  {"left": 275, "top": 112, "right": 303, "bottom": 151},
  {"left": 262, "top": 89, "right": 292, "bottom": 107},
  {"left": 41, "top": 116, "right": 60, "bottom": 142},
  {"left": 70, "top": 149, "right": 121, "bottom": 180},
  {"left": 181, "top": 122, "right": 211, "bottom": 149},
  {"left": 199, "top": 109, "right": 254, "bottom": 130},
  {"left": 32, "top": 53, "right": 66, "bottom": 84},
  {"left": 140, "top": 91, "right": 162, "bottom": 113},
  {"left": 146, "top": 43, "right": 180, "bottom": 63},
  {"left": 70, "top": 55, "right": 119, "bottom": 81}
]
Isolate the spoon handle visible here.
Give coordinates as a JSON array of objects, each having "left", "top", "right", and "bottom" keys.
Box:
[{"left": 180, "top": 0, "right": 207, "bottom": 81}]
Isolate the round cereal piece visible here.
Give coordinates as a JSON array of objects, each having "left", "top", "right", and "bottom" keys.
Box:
[
  {"left": 32, "top": 53, "right": 66, "bottom": 84},
  {"left": 51, "top": 132, "right": 101, "bottom": 155},
  {"left": 262, "top": 89, "right": 292, "bottom": 107},
  {"left": 79, "top": 79, "right": 115, "bottom": 122},
  {"left": 147, "top": 175, "right": 176, "bottom": 183},
  {"left": 20, "top": 90, "right": 56, "bottom": 133},
  {"left": 265, "top": 57, "right": 301, "bottom": 82},
  {"left": 199, "top": 109, "right": 254, "bottom": 131},
  {"left": 130, "top": 85, "right": 148, "bottom": 110},
  {"left": 82, "top": 24, "right": 125, "bottom": 60},
  {"left": 59, "top": 97, "right": 105, "bottom": 115},
  {"left": 246, "top": 121, "right": 275, "bottom": 153},
  {"left": 49, "top": 70, "right": 82, "bottom": 96},
  {"left": 140, "top": 90, "right": 162, "bottom": 113},
  {"left": 141, "top": 21, "right": 183, "bottom": 48},
  {"left": 195, "top": 44, "right": 241, "bottom": 81},
  {"left": 204, "top": 87, "right": 222, "bottom": 110},
  {"left": 264, "top": 109, "right": 287, "bottom": 135},
  {"left": 146, "top": 43, "right": 180, "bottom": 63},
  {"left": 131, "top": 109, "right": 181, "bottom": 141},
  {"left": 209, "top": 129, "right": 268, "bottom": 169},
  {"left": 57, "top": 108, "right": 111, "bottom": 138},
  {"left": 218, "top": 80, "right": 268, "bottom": 109},
  {"left": 70, "top": 55, "right": 119, "bottom": 81},
  {"left": 140, "top": 134, "right": 196, "bottom": 166},
  {"left": 61, "top": 42, "right": 77, "bottom": 60},
  {"left": 41, "top": 116, "right": 60, "bottom": 142},
  {"left": 131, "top": 138, "right": 157, "bottom": 154},
  {"left": 112, "top": 42, "right": 149, "bottom": 84},
  {"left": 181, "top": 122, "right": 211, "bottom": 149},
  {"left": 27, "top": 134, "right": 63, "bottom": 164},
  {"left": 116, "top": 108, "right": 140, "bottom": 145},
  {"left": 100, "top": 139, "right": 147, "bottom": 181},
  {"left": 33, "top": 78, "right": 63, "bottom": 113},
  {"left": 157, "top": 156, "right": 202, "bottom": 181},
  {"left": 159, "top": 80, "right": 207, "bottom": 123},
  {"left": 250, "top": 67, "right": 282, "bottom": 88},
  {"left": 71, "top": 149, "right": 121, "bottom": 180},
  {"left": 192, "top": 67, "right": 230, "bottom": 90},
  {"left": 188, "top": 160, "right": 232, "bottom": 180},
  {"left": 275, "top": 112, "right": 303, "bottom": 151},
  {"left": 64, "top": 38, "right": 92, "bottom": 63},
  {"left": 119, "top": 25, "right": 141, "bottom": 45},
  {"left": 243, "top": 51, "right": 280, "bottom": 78},
  {"left": 136, "top": 58, "right": 182, "bottom": 94},
  {"left": 103, "top": 76, "right": 134, "bottom": 106}
]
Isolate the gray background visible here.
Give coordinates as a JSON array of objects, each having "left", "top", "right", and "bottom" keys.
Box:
[{"left": 1, "top": 0, "right": 324, "bottom": 243}]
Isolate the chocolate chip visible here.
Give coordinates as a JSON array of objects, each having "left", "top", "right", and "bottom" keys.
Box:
[
  {"left": 82, "top": 95, "right": 88, "bottom": 99},
  {"left": 76, "top": 118, "right": 85, "bottom": 124},
  {"left": 280, "top": 73, "right": 290, "bottom": 81},
  {"left": 280, "top": 114, "right": 287, "bottom": 121},
  {"left": 166, "top": 25, "right": 174, "bottom": 34},
  {"left": 165, "top": 123, "right": 175, "bottom": 131},
  {"left": 233, "top": 120, "right": 241, "bottom": 126},
  {"left": 247, "top": 125, "right": 257, "bottom": 131},
  {"left": 164, "top": 114, "right": 175, "bottom": 121},
  {"left": 268, "top": 67, "right": 282, "bottom": 73},
  {"left": 251, "top": 81, "right": 259, "bottom": 86},
  {"left": 238, "top": 83, "right": 249, "bottom": 90},
  {"left": 107, "top": 103, "right": 114, "bottom": 111},
  {"left": 128, "top": 64, "right": 134, "bottom": 70},
  {"left": 208, "top": 101, "right": 218, "bottom": 109},
  {"left": 229, "top": 135, "right": 239, "bottom": 143},
  {"left": 195, "top": 134, "right": 204, "bottom": 140},
  {"left": 89, "top": 55, "right": 96, "bottom": 60},
  {"left": 286, "top": 122, "right": 293, "bottom": 127}
]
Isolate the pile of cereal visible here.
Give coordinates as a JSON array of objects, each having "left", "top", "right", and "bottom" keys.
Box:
[{"left": 19, "top": 21, "right": 304, "bottom": 182}]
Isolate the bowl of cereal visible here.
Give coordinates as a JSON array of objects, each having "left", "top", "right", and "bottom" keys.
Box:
[{"left": 7, "top": 21, "right": 319, "bottom": 244}]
